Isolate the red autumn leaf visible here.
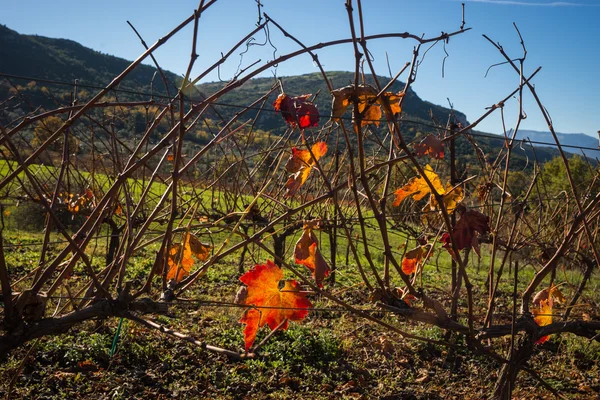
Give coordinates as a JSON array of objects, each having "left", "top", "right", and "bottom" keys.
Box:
[
  {"left": 239, "top": 260, "right": 312, "bottom": 351},
  {"left": 294, "top": 220, "right": 330, "bottom": 287},
  {"left": 273, "top": 93, "right": 319, "bottom": 129},
  {"left": 166, "top": 233, "right": 212, "bottom": 282},
  {"left": 414, "top": 134, "right": 444, "bottom": 159},
  {"left": 442, "top": 208, "right": 490, "bottom": 256},
  {"left": 284, "top": 142, "right": 327, "bottom": 197}
]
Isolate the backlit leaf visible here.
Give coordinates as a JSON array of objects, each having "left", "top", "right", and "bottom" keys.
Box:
[
  {"left": 533, "top": 298, "right": 553, "bottom": 344},
  {"left": 65, "top": 192, "right": 90, "bottom": 214},
  {"left": 402, "top": 247, "right": 423, "bottom": 275},
  {"left": 284, "top": 142, "right": 327, "bottom": 197},
  {"left": 401, "top": 244, "right": 432, "bottom": 275},
  {"left": 393, "top": 164, "right": 445, "bottom": 207},
  {"left": 414, "top": 134, "right": 444, "bottom": 159},
  {"left": 360, "top": 103, "right": 382, "bottom": 127},
  {"left": 273, "top": 93, "right": 319, "bottom": 129},
  {"left": 331, "top": 85, "right": 403, "bottom": 126},
  {"left": 188, "top": 233, "right": 212, "bottom": 261},
  {"left": 166, "top": 243, "right": 193, "bottom": 283},
  {"left": 429, "top": 184, "right": 464, "bottom": 214},
  {"left": 166, "top": 233, "right": 212, "bottom": 282},
  {"left": 239, "top": 260, "right": 312, "bottom": 351},
  {"left": 294, "top": 220, "right": 330, "bottom": 287}
]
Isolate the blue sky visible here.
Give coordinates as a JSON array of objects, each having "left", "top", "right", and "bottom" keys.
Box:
[{"left": 2, "top": 0, "right": 599, "bottom": 137}]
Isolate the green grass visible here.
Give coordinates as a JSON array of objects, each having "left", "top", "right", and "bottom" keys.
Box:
[{"left": 2, "top": 159, "right": 600, "bottom": 398}]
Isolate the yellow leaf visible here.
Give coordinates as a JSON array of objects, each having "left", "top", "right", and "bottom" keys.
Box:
[
  {"left": 429, "top": 184, "right": 464, "bottom": 213},
  {"left": 533, "top": 298, "right": 553, "bottom": 344},
  {"left": 533, "top": 298, "right": 553, "bottom": 327},
  {"left": 393, "top": 165, "right": 445, "bottom": 207}
]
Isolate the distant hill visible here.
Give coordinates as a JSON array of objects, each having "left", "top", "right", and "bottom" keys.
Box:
[
  {"left": 508, "top": 129, "right": 599, "bottom": 158},
  {"left": 0, "top": 25, "right": 577, "bottom": 170},
  {"left": 194, "top": 72, "right": 568, "bottom": 168},
  {"left": 0, "top": 24, "right": 180, "bottom": 96},
  {"left": 194, "top": 71, "right": 469, "bottom": 134}
]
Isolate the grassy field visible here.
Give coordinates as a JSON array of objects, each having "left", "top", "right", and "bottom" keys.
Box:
[{"left": 1, "top": 221, "right": 600, "bottom": 399}]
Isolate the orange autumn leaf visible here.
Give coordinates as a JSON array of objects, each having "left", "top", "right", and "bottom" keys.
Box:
[
  {"left": 331, "top": 85, "right": 403, "bottom": 126},
  {"left": 239, "top": 260, "right": 312, "bottom": 351},
  {"left": 166, "top": 243, "right": 193, "bottom": 282},
  {"left": 401, "top": 244, "right": 432, "bottom": 275},
  {"left": 166, "top": 233, "right": 212, "bottom": 282},
  {"left": 285, "top": 142, "right": 328, "bottom": 197},
  {"left": 414, "top": 134, "right": 445, "bottom": 159},
  {"left": 533, "top": 298, "right": 553, "bottom": 344},
  {"left": 167, "top": 154, "right": 174, "bottom": 162},
  {"left": 385, "top": 92, "right": 403, "bottom": 115},
  {"left": 402, "top": 247, "right": 423, "bottom": 275},
  {"left": 294, "top": 220, "right": 330, "bottom": 287},
  {"left": 393, "top": 164, "right": 445, "bottom": 207},
  {"left": 360, "top": 103, "right": 383, "bottom": 127},
  {"left": 273, "top": 93, "right": 319, "bottom": 129}
]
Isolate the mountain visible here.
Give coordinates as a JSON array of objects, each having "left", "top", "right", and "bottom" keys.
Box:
[
  {"left": 0, "top": 25, "right": 573, "bottom": 170},
  {"left": 0, "top": 24, "right": 179, "bottom": 96},
  {"left": 508, "top": 129, "right": 599, "bottom": 158},
  {"left": 193, "top": 71, "right": 469, "bottom": 134}
]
